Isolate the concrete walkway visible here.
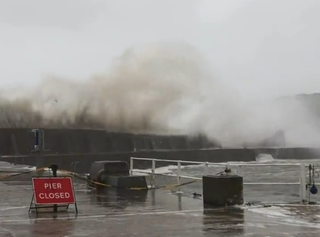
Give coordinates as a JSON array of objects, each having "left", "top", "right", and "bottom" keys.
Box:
[{"left": 0, "top": 179, "right": 320, "bottom": 237}]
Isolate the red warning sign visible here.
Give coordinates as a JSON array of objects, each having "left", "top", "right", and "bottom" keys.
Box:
[{"left": 32, "top": 177, "right": 75, "bottom": 205}]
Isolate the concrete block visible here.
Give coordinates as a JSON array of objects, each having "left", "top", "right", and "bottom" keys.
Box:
[
  {"left": 202, "top": 175, "right": 243, "bottom": 207},
  {"left": 88, "top": 160, "right": 147, "bottom": 189},
  {"left": 89, "top": 160, "right": 129, "bottom": 181},
  {"left": 103, "top": 161, "right": 129, "bottom": 175}
]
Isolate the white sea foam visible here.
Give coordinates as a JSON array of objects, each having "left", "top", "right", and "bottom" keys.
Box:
[
  {"left": 249, "top": 206, "right": 290, "bottom": 217},
  {"left": 255, "top": 154, "right": 275, "bottom": 163},
  {"left": 248, "top": 206, "right": 320, "bottom": 229}
]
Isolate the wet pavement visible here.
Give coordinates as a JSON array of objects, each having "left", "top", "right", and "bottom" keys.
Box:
[
  {"left": 2, "top": 158, "right": 320, "bottom": 237},
  {"left": 1, "top": 177, "right": 320, "bottom": 237}
]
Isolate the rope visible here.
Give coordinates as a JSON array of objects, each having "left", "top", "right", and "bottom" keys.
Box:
[
  {"left": 160, "top": 180, "right": 200, "bottom": 190},
  {"left": 57, "top": 169, "right": 150, "bottom": 190}
]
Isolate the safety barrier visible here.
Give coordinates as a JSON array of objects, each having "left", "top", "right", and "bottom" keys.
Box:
[{"left": 130, "top": 157, "right": 313, "bottom": 203}]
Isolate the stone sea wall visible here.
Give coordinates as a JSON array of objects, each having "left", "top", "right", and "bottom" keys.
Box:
[{"left": 0, "top": 128, "right": 320, "bottom": 172}]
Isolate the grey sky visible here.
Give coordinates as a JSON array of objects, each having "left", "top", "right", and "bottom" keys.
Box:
[{"left": 0, "top": 0, "right": 319, "bottom": 101}]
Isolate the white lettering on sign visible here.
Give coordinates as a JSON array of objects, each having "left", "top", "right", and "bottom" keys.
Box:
[
  {"left": 44, "top": 183, "right": 62, "bottom": 189},
  {"left": 32, "top": 177, "right": 75, "bottom": 205},
  {"left": 39, "top": 192, "right": 71, "bottom": 199}
]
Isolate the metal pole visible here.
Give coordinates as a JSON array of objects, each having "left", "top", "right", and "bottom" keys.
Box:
[
  {"left": 152, "top": 159, "right": 156, "bottom": 188},
  {"left": 130, "top": 157, "right": 133, "bottom": 175},
  {"left": 204, "top": 162, "right": 208, "bottom": 176},
  {"left": 299, "top": 176, "right": 302, "bottom": 203},
  {"left": 177, "top": 161, "right": 181, "bottom": 185},
  {"left": 33, "top": 129, "right": 44, "bottom": 176},
  {"left": 300, "top": 164, "right": 307, "bottom": 203},
  {"left": 50, "top": 164, "right": 58, "bottom": 212}
]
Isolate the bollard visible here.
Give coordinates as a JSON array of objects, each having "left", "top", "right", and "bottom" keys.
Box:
[
  {"left": 202, "top": 174, "right": 244, "bottom": 207},
  {"left": 49, "top": 164, "right": 59, "bottom": 212}
]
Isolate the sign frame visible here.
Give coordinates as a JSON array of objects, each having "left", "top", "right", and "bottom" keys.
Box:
[{"left": 28, "top": 176, "right": 78, "bottom": 214}]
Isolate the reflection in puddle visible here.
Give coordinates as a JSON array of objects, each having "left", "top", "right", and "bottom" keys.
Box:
[
  {"left": 203, "top": 208, "right": 245, "bottom": 236},
  {"left": 89, "top": 187, "right": 148, "bottom": 210}
]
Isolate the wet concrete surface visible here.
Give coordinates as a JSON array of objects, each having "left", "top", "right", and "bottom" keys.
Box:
[{"left": 1, "top": 176, "right": 320, "bottom": 237}]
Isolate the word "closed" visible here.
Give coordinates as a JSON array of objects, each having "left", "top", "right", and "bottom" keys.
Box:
[
  {"left": 32, "top": 177, "right": 75, "bottom": 205},
  {"left": 39, "top": 192, "right": 71, "bottom": 199}
]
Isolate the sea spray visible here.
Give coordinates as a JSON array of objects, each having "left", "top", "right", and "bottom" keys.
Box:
[{"left": 0, "top": 42, "right": 319, "bottom": 147}]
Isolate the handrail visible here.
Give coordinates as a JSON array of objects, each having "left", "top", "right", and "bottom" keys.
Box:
[
  {"left": 130, "top": 157, "right": 309, "bottom": 203},
  {"left": 130, "top": 157, "right": 309, "bottom": 166}
]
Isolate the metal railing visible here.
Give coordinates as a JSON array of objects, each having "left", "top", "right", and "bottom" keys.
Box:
[{"left": 130, "top": 157, "right": 309, "bottom": 203}]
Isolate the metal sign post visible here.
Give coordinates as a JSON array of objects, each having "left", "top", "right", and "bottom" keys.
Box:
[{"left": 49, "top": 164, "right": 59, "bottom": 212}]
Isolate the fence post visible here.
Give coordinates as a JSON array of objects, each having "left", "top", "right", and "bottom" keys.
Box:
[
  {"left": 152, "top": 159, "right": 156, "bottom": 175},
  {"left": 237, "top": 165, "right": 243, "bottom": 177},
  {"left": 204, "top": 162, "right": 209, "bottom": 176},
  {"left": 152, "top": 159, "right": 156, "bottom": 188},
  {"left": 300, "top": 164, "right": 307, "bottom": 203},
  {"left": 177, "top": 160, "right": 181, "bottom": 185},
  {"left": 130, "top": 157, "right": 133, "bottom": 175}
]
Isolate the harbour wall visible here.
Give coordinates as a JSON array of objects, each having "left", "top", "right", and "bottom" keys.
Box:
[
  {"left": 0, "top": 128, "right": 218, "bottom": 155},
  {"left": 0, "top": 128, "right": 320, "bottom": 172}
]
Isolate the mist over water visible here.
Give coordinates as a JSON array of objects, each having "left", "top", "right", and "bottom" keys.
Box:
[{"left": 0, "top": 42, "right": 319, "bottom": 147}]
